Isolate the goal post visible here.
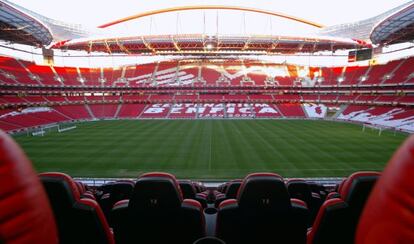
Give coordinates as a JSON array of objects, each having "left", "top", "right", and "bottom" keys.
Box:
[
  {"left": 362, "top": 123, "right": 394, "bottom": 136},
  {"left": 28, "top": 123, "right": 77, "bottom": 136},
  {"left": 58, "top": 125, "right": 77, "bottom": 133},
  {"left": 31, "top": 130, "right": 45, "bottom": 137}
]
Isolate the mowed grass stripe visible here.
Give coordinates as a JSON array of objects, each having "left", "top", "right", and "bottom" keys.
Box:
[{"left": 13, "top": 120, "right": 408, "bottom": 179}]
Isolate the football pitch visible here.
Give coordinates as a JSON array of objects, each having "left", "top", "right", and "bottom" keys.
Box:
[{"left": 14, "top": 120, "right": 408, "bottom": 179}]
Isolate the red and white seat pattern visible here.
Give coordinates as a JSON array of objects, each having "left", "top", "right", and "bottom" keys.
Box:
[
  {"left": 168, "top": 104, "right": 198, "bottom": 118},
  {"left": 2, "top": 102, "right": 414, "bottom": 132},
  {"left": 2, "top": 56, "right": 412, "bottom": 87},
  {"left": 140, "top": 104, "right": 171, "bottom": 118},
  {"left": 337, "top": 105, "right": 414, "bottom": 131},
  {"left": 303, "top": 104, "right": 328, "bottom": 118}
]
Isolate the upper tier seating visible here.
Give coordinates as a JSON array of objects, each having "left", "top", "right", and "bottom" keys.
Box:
[
  {"left": 110, "top": 172, "right": 205, "bottom": 244},
  {"left": 54, "top": 67, "right": 83, "bottom": 86},
  {"left": 0, "top": 56, "right": 39, "bottom": 85},
  {"left": 2, "top": 55, "right": 412, "bottom": 87},
  {"left": 341, "top": 66, "right": 369, "bottom": 86},
  {"left": 320, "top": 67, "right": 343, "bottom": 85},
  {"left": 307, "top": 172, "right": 380, "bottom": 244},
  {"left": 383, "top": 57, "right": 414, "bottom": 85},
  {"left": 127, "top": 63, "right": 156, "bottom": 87},
  {"left": 40, "top": 172, "right": 114, "bottom": 244},
  {"left": 216, "top": 173, "right": 308, "bottom": 244},
  {"left": 0, "top": 130, "right": 58, "bottom": 244},
  {"left": 26, "top": 64, "right": 61, "bottom": 86}
]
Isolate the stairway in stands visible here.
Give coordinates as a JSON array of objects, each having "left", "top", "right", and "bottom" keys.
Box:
[
  {"left": 114, "top": 104, "right": 122, "bottom": 118},
  {"left": 84, "top": 104, "right": 96, "bottom": 119}
]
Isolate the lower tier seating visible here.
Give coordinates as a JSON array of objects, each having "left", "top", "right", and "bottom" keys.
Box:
[
  {"left": 337, "top": 105, "right": 414, "bottom": 131},
  {"left": 2, "top": 103, "right": 414, "bottom": 132}
]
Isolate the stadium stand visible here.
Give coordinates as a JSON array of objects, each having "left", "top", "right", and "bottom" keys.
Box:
[
  {"left": 117, "top": 104, "right": 147, "bottom": 118},
  {"left": 3, "top": 100, "right": 414, "bottom": 132},
  {"left": 3, "top": 56, "right": 413, "bottom": 88},
  {"left": 277, "top": 104, "right": 306, "bottom": 117},
  {"left": 89, "top": 104, "right": 119, "bottom": 118},
  {"left": 168, "top": 103, "right": 198, "bottom": 118}
]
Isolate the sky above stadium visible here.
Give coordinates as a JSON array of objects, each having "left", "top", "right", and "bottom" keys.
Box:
[{"left": 11, "top": 0, "right": 411, "bottom": 28}]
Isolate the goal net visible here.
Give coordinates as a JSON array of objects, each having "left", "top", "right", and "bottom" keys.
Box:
[
  {"left": 29, "top": 124, "right": 77, "bottom": 136},
  {"left": 362, "top": 123, "right": 393, "bottom": 136}
]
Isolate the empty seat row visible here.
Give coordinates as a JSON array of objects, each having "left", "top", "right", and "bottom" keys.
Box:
[
  {"left": 35, "top": 170, "right": 379, "bottom": 244},
  {"left": 89, "top": 171, "right": 377, "bottom": 244},
  {"left": 216, "top": 178, "right": 324, "bottom": 226}
]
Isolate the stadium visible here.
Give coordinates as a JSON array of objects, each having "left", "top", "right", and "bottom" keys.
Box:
[{"left": 0, "top": 0, "right": 413, "bottom": 243}]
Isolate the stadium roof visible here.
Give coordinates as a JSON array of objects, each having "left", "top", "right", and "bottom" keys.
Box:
[
  {"left": 370, "top": 3, "right": 414, "bottom": 45},
  {"left": 52, "top": 34, "right": 370, "bottom": 55},
  {"left": 0, "top": 0, "right": 413, "bottom": 52},
  {"left": 0, "top": 0, "right": 52, "bottom": 46},
  {"left": 316, "top": 1, "right": 414, "bottom": 42},
  {"left": 0, "top": 0, "right": 90, "bottom": 45}
]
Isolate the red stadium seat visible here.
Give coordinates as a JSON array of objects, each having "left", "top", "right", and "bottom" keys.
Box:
[
  {"left": 307, "top": 171, "right": 380, "bottom": 244},
  {"left": 356, "top": 136, "right": 414, "bottom": 244},
  {"left": 39, "top": 172, "right": 114, "bottom": 244},
  {"left": 110, "top": 172, "right": 205, "bottom": 244},
  {"left": 214, "top": 179, "right": 242, "bottom": 207},
  {"left": 287, "top": 179, "right": 322, "bottom": 226},
  {"left": 0, "top": 130, "right": 58, "bottom": 244},
  {"left": 98, "top": 180, "right": 135, "bottom": 219},
  {"left": 216, "top": 173, "right": 308, "bottom": 244},
  {"left": 179, "top": 180, "right": 207, "bottom": 207}
]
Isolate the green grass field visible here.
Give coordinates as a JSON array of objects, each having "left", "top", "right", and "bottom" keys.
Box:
[{"left": 14, "top": 120, "right": 408, "bottom": 179}]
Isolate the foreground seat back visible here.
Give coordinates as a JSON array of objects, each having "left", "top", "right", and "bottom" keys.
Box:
[
  {"left": 99, "top": 181, "right": 134, "bottom": 219},
  {"left": 40, "top": 173, "right": 114, "bottom": 244},
  {"left": 0, "top": 130, "right": 58, "bottom": 244},
  {"left": 180, "top": 180, "right": 208, "bottom": 207},
  {"left": 287, "top": 179, "right": 322, "bottom": 225},
  {"left": 180, "top": 180, "right": 197, "bottom": 199},
  {"left": 357, "top": 136, "right": 414, "bottom": 244},
  {"left": 215, "top": 180, "right": 242, "bottom": 207},
  {"left": 110, "top": 180, "right": 134, "bottom": 201},
  {"left": 307, "top": 171, "right": 380, "bottom": 244},
  {"left": 216, "top": 173, "right": 308, "bottom": 244},
  {"left": 111, "top": 172, "right": 204, "bottom": 244},
  {"left": 224, "top": 180, "right": 241, "bottom": 199}
]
